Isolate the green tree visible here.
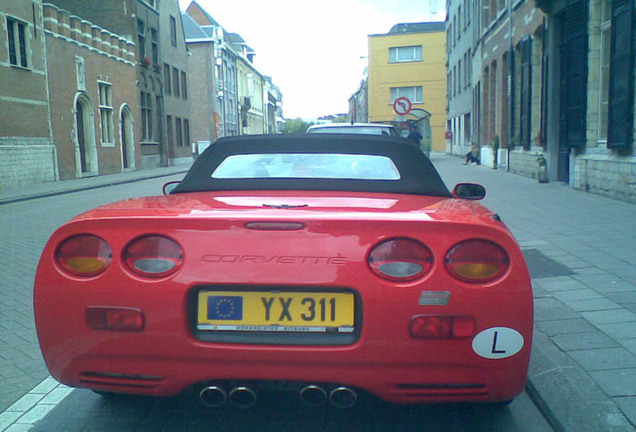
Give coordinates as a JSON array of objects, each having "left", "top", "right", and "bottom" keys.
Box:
[{"left": 283, "top": 118, "right": 314, "bottom": 134}]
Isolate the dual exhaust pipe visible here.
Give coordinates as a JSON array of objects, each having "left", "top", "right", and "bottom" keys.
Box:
[
  {"left": 198, "top": 384, "right": 357, "bottom": 409},
  {"left": 199, "top": 385, "right": 256, "bottom": 408},
  {"left": 300, "top": 385, "right": 358, "bottom": 408}
]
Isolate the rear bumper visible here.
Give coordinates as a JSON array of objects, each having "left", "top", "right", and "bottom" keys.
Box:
[{"left": 50, "top": 337, "right": 529, "bottom": 404}]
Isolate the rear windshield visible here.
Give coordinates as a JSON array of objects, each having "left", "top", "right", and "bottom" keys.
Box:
[
  {"left": 308, "top": 126, "right": 394, "bottom": 136},
  {"left": 212, "top": 153, "right": 400, "bottom": 180},
  {"left": 172, "top": 134, "right": 452, "bottom": 198}
]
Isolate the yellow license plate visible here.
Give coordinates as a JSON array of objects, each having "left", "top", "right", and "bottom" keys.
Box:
[{"left": 197, "top": 291, "right": 355, "bottom": 333}]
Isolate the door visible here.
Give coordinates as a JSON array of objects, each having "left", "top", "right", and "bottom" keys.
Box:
[
  {"left": 76, "top": 99, "right": 88, "bottom": 173},
  {"left": 121, "top": 114, "right": 129, "bottom": 169}
]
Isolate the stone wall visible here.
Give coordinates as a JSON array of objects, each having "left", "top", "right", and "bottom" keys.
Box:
[
  {"left": 0, "top": 139, "right": 57, "bottom": 190},
  {"left": 572, "top": 155, "right": 636, "bottom": 204},
  {"left": 509, "top": 150, "right": 543, "bottom": 180}
]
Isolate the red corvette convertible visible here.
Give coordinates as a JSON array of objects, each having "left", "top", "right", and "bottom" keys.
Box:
[{"left": 34, "top": 134, "right": 532, "bottom": 408}]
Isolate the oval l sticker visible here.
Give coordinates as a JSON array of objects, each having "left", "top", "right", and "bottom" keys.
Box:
[{"left": 472, "top": 327, "right": 524, "bottom": 359}]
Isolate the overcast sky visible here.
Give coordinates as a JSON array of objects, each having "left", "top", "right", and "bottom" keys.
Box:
[{"left": 179, "top": 0, "right": 446, "bottom": 120}]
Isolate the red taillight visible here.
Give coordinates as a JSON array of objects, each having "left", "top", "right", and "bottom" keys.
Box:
[
  {"left": 55, "top": 235, "right": 112, "bottom": 277},
  {"left": 123, "top": 235, "right": 183, "bottom": 278},
  {"left": 86, "top": 306, "right": 144, "bottom": 331},
  {"left": 409, "top": 315, "right": 476, "bottom": 339},
  {"left": 445, "top": 240, "right": 509, "bottom": 283},
  {"left": 368, "top": 238, "right": 433, "bottom": 281}
]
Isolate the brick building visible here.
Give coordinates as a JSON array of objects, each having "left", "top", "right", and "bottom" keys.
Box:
[
  {"left": 471, "top": 0, "right": 546, "bottom": 172},
  {"left": 181, "top": 11, "right": 217, "bottom": 154},
  {"left": 448, "top": 0, "right": 636, "bottom": 204},
  {"left": 43, "top": 2, "right": 139, "bottom": 179},
  {"left": 186, "top": 1, "right": 239, "bottom": 138},
  {"left": 0, "top": 0, "right": 57, "bottom": 188},
  {"left": 536, "top": 0, "right": 636, "bottom": 203}
]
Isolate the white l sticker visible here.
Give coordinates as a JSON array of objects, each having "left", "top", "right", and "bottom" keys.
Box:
[{"left": 472, "top": 327, "right": 524, "bottom": 359}]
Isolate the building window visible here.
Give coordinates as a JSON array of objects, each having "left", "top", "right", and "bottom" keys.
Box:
[
  {"left": 458, "top": 6, "right": 462, "bottom": 38},
  {"left": 150, "top": 28, "right": 159, "bottom": 65},
  {"left": 453, "top": 16, "right": 457, "bottom": 46},
  {"left": 175, "top": 118, "right": 183, "bottom": 146},
  {"left": 453, "top": 65, "right": 457, "bottom": 97},
  {"left": 389, "top": 46, "right": 422, "bottom": 63},
  {"left": 184, "top": 119, "right": 190, "bottom": 147},
  {"left": 458, "top": 60, "right": 462, "bottom": 94},
  {"left": 390, "top": 86, "right": 423, "bottom": 104},
  {"left": 466, "top": 0, "right": 471, "bottom": 25},
  {"left": 164, "top": 64, "right": 171, "bottom": 95},
  {"left": 140, "top": 91, "right": 153, "bottom": 141},
  {"left": 181, "top": 71, "right": 188, "bottom": 100},
  {"left": 170, "top": 16, "right": 177, "bottom": 47},
  {"left": 7, "top": 17, "right": 29, "bottom": 68},
  {"left": 98, "top": 83, "right": 114, "bottom": 144},
  {"left": 167, "top": 115, "right": 173, "bottom": 148},
  {"left": 599, "top": 1, "right": 612, "bottom": 140},
  {"left": 173, "top": 68, "right": 180, "bottom": 98},
  {"left": 137, "top": 20, "right": 146, "bottom": 61}
]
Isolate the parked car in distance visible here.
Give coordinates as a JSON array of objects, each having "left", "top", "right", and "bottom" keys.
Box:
[{"left": 306, "top": 122, "right": 399, "bottom": 137}]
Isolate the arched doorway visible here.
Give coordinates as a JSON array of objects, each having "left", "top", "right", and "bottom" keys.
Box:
[
  {"left": 74, "top": 94, "right": 97, "bottom": 177},
  {"left": 120, "top": 105, "right": 135, "bottom": 170}
]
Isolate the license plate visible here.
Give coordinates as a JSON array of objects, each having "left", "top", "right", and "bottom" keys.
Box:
[{"left": 197, "top": 290, "right": 355, "bottom": 333}]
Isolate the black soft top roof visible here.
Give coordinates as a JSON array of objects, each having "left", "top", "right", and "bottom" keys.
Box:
[{"left": 172, "top": 134, "right": 452, "bottom": 197}]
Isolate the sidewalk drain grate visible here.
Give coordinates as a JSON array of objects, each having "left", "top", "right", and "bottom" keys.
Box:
[{"left": 522, "top": 249, "right": 575, "bottom": 279}]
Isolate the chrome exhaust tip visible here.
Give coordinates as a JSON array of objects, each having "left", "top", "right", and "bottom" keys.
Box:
[
  {"left": 329, "top": 387, "right": 357, "bottom": 408},
  {"left": 198, "top": 385, "right": 227, "bottom": 408},
  {"left": 229, "top": 386, "right": 257, "bottom": 408},
  {"left": 300, "top": 385, "right": 328, "bottom": 406}
]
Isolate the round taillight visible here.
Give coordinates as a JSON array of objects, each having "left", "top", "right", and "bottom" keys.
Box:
[
  {"left": 368, "top": 238, "right": 433, "bottom": 281},
  {"left": 445, "top": 239, "right": 509, "bottom": 283},
  {"left": 123, "top": 235, "right": 183, "bottom": 278},
  {"left": 56, "top": 235, "right": 112, "bottom": 277}
]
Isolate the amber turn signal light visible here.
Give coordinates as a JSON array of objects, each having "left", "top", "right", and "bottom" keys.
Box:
[
  {"left": 445, "top": 239, "right": 509, "bottom": 283},
  {"left": 55, "top": 235, "right": 112, "bottom": 277}
]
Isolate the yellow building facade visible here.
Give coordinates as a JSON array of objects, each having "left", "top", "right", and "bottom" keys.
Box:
[{"left": 368, "top": 23, "right": 447, "bottom": 151}]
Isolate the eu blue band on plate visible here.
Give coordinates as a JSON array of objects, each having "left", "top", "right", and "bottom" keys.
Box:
[{"left": 207, "top": 296, "right": 243, "bottom": 320}]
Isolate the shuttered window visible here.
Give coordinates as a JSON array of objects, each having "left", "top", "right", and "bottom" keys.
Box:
[
  {"left": 520, "top": 38, "right": 532, "bottom": 150},
  {"left": 607, "top": 0, "right": 635, "bottom": 150},
  {"left": 559, "top": 0, "right": 588, "bottom": 149}
]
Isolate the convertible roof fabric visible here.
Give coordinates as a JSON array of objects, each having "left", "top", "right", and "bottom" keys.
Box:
[{"left": 173, "top": 134, "right": 452, "bottom": 197}]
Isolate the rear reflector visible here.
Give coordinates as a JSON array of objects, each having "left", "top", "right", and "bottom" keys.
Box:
[
  {"left": 368, "top": 238, "right": 433, "bottom": 281},
  {"left": 86, "top": 306, "right": 144, "bottom": 331},
  {"left": 409, "top": 315, "right": 476, "bottom": 339},
  {"left": 55, "top": 235, "right": 112, "bottom": 277}
]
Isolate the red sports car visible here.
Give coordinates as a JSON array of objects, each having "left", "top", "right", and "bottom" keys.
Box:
[{"left": 34, "top": 134, "right": 532, "bottom": 408}]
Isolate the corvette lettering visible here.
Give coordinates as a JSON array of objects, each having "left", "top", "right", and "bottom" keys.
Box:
[{"left": 201, "top": 255, "right": 348, "bottom": 266}]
